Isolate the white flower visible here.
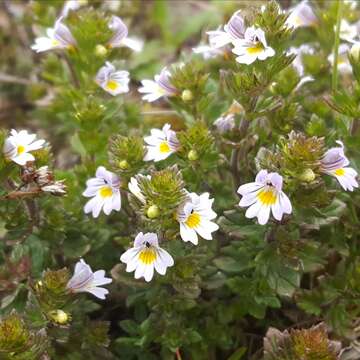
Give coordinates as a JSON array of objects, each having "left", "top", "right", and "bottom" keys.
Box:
[
  {"left": 138, "top": 67, "right": 178, "bottom": 102},
  {"left": 214, "top": 101, "right": 242, "bottom": 134},
  {"left": 339, "top": 19, "right": 358, "bottom": 42},
  {"left": 107, "top": 15, "right": 143, "bottom": 52},
  {"left": 3, "top": 129, "right": 45, "bottom": 166},
  {"left": 177, "top": 192, "right": 219, "bottom": 245},
  {"left": 120, "top": 232, "right": 174, "bottom": 282},
  {"left": 351, "top": 41, "right": 360, "bottom": 60},
  {"left": 294, "top": 76, "right": 314, "bottom": 91},
  {"left": 61, "top": 0, "right": 87, "bottom": 17},
  {"left": 232, "top": 27, "right": 275, "bottom": 65},
  {"left": 214, "top": 113, "right": 236, "bottom": 134},
  {"left": 286, "top": 1, "right": 317, "bottom": 29},
  {"left": 238, "top": 170, "right": 292, "bottom": 225},
  {"left": 31, "top": 17, "right": 76, "bottom": 53},
  {"left": 193, "top": 43, "right": 225, "bottom": 60},
  {"left": 83, "top": 166, "right": 121, "bottom": 218},
  {"left": 67, "top": 259, "right": 112, "bottom": 300},
  {"left": 289, "top": 44, "right": 315, "bottom": 76},
  {"left": 321, "top": 140, "right": 358, "bottom": 192},
  {"left": 128, "top": 175, "right": 150, "bottom": 203},
  {"left": 95, "top": 62, "right": 130, "bottom": 96},
  {"left": 143, "top": 123, "right": 179, "bottom": 162},
  {"left": 345, "top": 0, "right": 357, "bottom": 10},
  {"left": 41, "top": 181, "right": 67, "bottom": 195},
  {"left": 328, "top": 44, "right": 352, "bottom": 75},
  {"left": 206, "top": 10, "right": 245, "bottom": 49}
]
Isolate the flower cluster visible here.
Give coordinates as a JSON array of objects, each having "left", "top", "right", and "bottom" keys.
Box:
[
  {"left": 238, "top": 140, "right": 358, "bottom": 225},
  {"left": 195, "top": 9, "right": 275, "bottom": 65},
  {"left": 3, "top": 129, "right": 66, "bottom": 197},
  {"left": 31, "top": 13, "right": 139, "bottom": 97},
  {"left": 124, "top": 176, "right": 219, "bottom": 281}
]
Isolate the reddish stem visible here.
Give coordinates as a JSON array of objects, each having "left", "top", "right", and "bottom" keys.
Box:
[{"left": 175, "top": 348, "right": 182, "bottom": 360}]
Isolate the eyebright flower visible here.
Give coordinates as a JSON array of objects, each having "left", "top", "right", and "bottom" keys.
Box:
[
  {"left": 214, "top": 101, "right": 242, "bottom": 134},
  {"left": 238, "top": 170, "right": 292, "bottom": 225},
  {"left": 31, "top": 17, "right": 76, "bottom": 53},
  {"left": 67, "top": 259, "right": 112, "bottom": 300},
  {"left": 83, "top": 166, "right": 121, "bottom": 218},
  {"left": 339, "top": 19, "right": 359, "bottom": 43},
  {"left": 328, "top": 44, "right": 352, "bottom": 75},
  {"left": 177, "top": 192, "right": 219, "bottom": 245},
  {"left": 321, "top": 141, "right": 358, "bottom": 192},
  {"left": 232, "top": 27, "right": 275, "bottom": 65},
  {"left": 41, "top": 181, "right": 67, "bottom": 196},
  {"left": 143, "top": 123, "right": 179, "bottom": 162},
  {"left": 214, "top": 114, "right": 236, "bottom": 134},
  {"left": 351, "top": 42, "right": 360, "bottom": 61},
  {"left": 192, "top": 35, "right": 227, "bottom": 59},
  {"left": 3, "top": 129, "right": 45, "bottom": 166},
  {"left": 286, "top": 1, "right": 317, "bottom": 29},
  {"left": 289, "top": 45, "right": 314, "bottom": 77},
  {"left": 95, "top": 62, "right": 130, "bottom": 96},
  {"left": 206, "top": 10, "right": 245, "bottom": 49},
  {"left": 128, "top": 175, "right": 150, "bottom": 203},
  {"left": 107, "top": 15, "right": 143, "bottom": 52},
  {"left": 138, "top": 67, "right": 178, "bottom": 102},
  {"left": 120, "top": 232, "right": 174, "bottom": 282},
  {"left": 61, "top": 0, "right": 87, "bottom": 17}
]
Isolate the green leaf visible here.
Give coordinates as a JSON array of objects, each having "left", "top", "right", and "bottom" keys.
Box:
[{"left": 227, "top": 347, "right": 247, "bottom": 360}]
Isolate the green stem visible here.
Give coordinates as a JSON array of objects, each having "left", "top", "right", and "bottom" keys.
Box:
[{"left": 332, "top": 0, "right": 343, "bottom": 92}]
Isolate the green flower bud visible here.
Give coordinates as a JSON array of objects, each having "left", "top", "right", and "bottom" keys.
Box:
[
  {"left": 187, "top": 149, "right": 198, "bottom": 161},
  {"left": 95, "top": 44, "right": 108, "bottom": 57},
  {"left": 181, "top": 89, "right": 193, "bottom": 102},
  {"left": 48, "top": 310, "right": 71, "bottom": 325},
  {"left": 351, "top": 42, "right": 360, "bottom": 61},
  {"left": 119, "top": 160, "right": 129, "bottom": 170},
  {"left": 147, "top": 205, "right": 160, "bottom": 219},
  {"left": 0, "top": 313, "right": 30, "bottom": 353},
  {"left": 299, "top": 168, "right": 315, "bottom": 182},
  {"left": 269, "top": 82, "right": 277, "bottom": 94}
]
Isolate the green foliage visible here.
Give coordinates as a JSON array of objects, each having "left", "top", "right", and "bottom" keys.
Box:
[
  {"left": 2, "top": 0, "right": 360, "bottom": 359},
  {"left": 108, "top": 135, "right": 145, "bottom": 177}
]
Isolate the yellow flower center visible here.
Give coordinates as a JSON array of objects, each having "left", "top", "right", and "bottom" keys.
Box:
[
  {"left": 99, "top": 186, "right": 113, "bottom": 198},
  {"left": 159, "top": 141, "right": 171, "bottom": 153},
  {"left": 257, "top": 188, "right": 277, "bottom": 206},
  {"left": 185, "top": 212, "right": 201, "bottom": 228},
  {"left": 334, "top": 168, "right": 345, "bottom": 176},
  {"left": 247, "top": 42, "right": 264, "bottom": 55},
  {"left": 17, "top": 145, "right": 25, "bottom": 155},
  {"left": 106, "top": 80, "right": 119, "bottom": 91},
  {"left": 139, "top": 248, "right": 157, "bottom": 265},
  {"left": 51, "top": 39, "right": 60, "bottom": 46},
  {"left": 294, "top": 16, "right": 303, "bottom": 26}
]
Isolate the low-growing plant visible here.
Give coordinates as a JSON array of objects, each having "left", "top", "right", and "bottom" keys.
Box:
[{"left": 1, "top": 0, "right": 360, "bottom": 359}]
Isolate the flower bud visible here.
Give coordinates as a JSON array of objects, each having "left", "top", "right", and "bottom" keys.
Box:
[
  {"left": 95, "top": 44, "right": 108, "bottom": 58},
  {"left": 147, "top": 205, "right": 160, "bottom": 219},
  {"left": 48, "top": 310, "right": 71, "bottom": 325},
  {"left": 187, "top": 149, "right": 198, "bottom": 161},
  {"left": 299, "top": 168, "right": 315, "bottom": 182},
  {"left": 269, "top": 82, "right": 277, "bottom": 94},
  {"left": 119, "top": 160, "right": 129, "bottom": 170},
  {"left": 181, "top": 89, "right": 193, "bottom": 102},
  {"left": 350, "top": 42, "right": 360, "bottom": 61}
]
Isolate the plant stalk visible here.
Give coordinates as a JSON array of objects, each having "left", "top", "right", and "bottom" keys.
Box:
[{"left": 332, "top": 0, "right": 343, "bottom": 93}]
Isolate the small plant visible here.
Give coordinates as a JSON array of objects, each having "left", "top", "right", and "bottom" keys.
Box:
[{"left": 1, "top": 0, "right": 360, "bottom": 359}]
